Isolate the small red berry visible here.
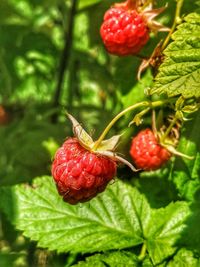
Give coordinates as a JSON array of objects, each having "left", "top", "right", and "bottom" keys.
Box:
[
  {"left": 100, "top": 5, "right": 149, "bottom": 56},
  {"left": 52, "top": 138, "right": 116, "bottom": 204},
  {"left": 130, "top": 129, "right": 171, "bottom": 171}
]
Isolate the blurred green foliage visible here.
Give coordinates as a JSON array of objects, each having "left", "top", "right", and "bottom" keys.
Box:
[{"left": 0, "top": 0, "right": 199, "bottom": 266}]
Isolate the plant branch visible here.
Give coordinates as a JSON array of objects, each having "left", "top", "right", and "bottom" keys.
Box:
[
  {"left": 52, "top": 0, "right": 78, "bottom": 122},
  {"left": 93, "top": 98, "right": 175, "bottom": 150},
  {"left": 161, "top": 0, "right": 184, "bottom": 51}
]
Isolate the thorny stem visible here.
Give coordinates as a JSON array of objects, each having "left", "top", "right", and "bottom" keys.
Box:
[
  {"left": 138, "top": 242, "right": 147, "bottom": 261},
  {"left": 93, "top": 99, "right": 175, "bottom": 150},
  {"left": 161, "top": 0, "right": 184, "bottom": 51}
]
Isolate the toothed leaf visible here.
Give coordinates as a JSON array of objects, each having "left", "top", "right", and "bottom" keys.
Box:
[
  {"left": 0, "top": 176, "right": 190, "bottom": 265},
  {"left": 150, "top": 13, "right": 200, "bottom": 98},
  {"left": 167, "top": 248, "right": 200, "bottom": 267},
  {"left": 72, "top": 251, "right": 139, "bottom": 267}
]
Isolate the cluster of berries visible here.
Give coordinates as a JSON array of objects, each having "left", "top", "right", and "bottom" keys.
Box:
[
  {"left": 52, "top": 0, "right": 171, "bottom": 204},
  {"left": 52, "top": 126, "right": 170, "bottom": 204}
]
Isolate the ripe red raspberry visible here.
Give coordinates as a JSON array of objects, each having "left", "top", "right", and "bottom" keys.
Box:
[
  {"left": 52, "top": 138, "right": 116, "bottom": 204},
  {"left": 130, "top": 129, "right": 171, "bottom": 171},
  {"left": 100, "top": 6, "right": 149, "bottom": 56}
]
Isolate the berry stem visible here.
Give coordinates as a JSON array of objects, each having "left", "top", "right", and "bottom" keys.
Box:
[
  {"left": 93, "top": 99, "right": 174, "bottom": 150},
  {"left": 160, "top": 116, "right": 178, "bottom": 143},
  {"left": 161, "top": 0, "right": 184, "bottom": 51},
  {"left": 151, "top": 109, "right": 158, "bottom": 135},
  {"left": 138, "top": 242, "right": 147, "bottom": 261},
  {"left": 129, "top": 107, "right": 151, "bottom": 126}
]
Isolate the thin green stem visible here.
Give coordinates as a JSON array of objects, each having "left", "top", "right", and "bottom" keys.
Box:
[
  {"left": 151, "top": 109, "right": 157, "bottom": 135},
  {"left": 138, "top": 242, "right": 147, "bottom": 261},
  {"left": 161, "top": 116, "right": 178, "bottom": 142},
  {"left": 93, "top": 99, "right": 174, "bottom": 150},
  {"left": 129, "top": 107, "right": 151, "bottom": 126},
  {"left": 161, "top": 0, "right": 184, "bottom": 51}
]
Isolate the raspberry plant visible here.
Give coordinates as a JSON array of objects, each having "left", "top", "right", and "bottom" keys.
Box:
[{"left": 0, "top": 0, "right": 200, "bottom": 266}]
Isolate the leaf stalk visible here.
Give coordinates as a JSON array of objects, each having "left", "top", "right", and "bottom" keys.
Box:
[
  {"left": 161, "top": 0, "right": 184, "bottom": 51},
  {"left": 138, "top": 242, "right": 147, "bottom": 261}
]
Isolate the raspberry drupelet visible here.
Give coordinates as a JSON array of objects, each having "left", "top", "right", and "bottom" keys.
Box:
[{"left": 52, "top": 138, "right": 116, "bottom": 204}]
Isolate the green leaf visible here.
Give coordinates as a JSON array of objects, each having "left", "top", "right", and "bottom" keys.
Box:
[
  {"left": 137, "top": 168, "right": 178, "bottom": 209},
  {"left": 0, "top": 176, "right": 146, "bottom": 253},
  {"left": 0, "top": 176, "right": 190, "bottom": 265},
  {"left": 167, "top": 248, "right": 200, "bottom": 267},
  {"left": 142, "top": 257, "right": 154, "bottom": 267},
  {"left": 170, "top": 111, "right": 200, "bottom": 201},
  {"left": 72, "top": 251, "right": 139, "bottom": 267},
  {"left": 146, "top": 202, "right": 189, "bottom": 265},
  {"left": 150, "top": 13, "right": 200, "bottom": 98},
  {"left": 181, "top": 201, "right": 200, "bottom": 254},
  {"left": 168, "top": 112, "right": 200, "bottom": 253}
]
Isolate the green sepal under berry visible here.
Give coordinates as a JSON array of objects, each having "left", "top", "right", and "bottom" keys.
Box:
[
  {"left": 67, "top": 113, "right": 137, "bottom": 171},
  {"left": 68, "top": 113, "right": 121, "bottom": 152},
  {"left": 150, "top": 12, "right": 200, "bottom": 99}
]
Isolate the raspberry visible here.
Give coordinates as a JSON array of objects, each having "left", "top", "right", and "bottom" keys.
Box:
[
  {"left": 130, "top": 129, "right": 171, "bottom": 171},
  {"left": 52, "top": 138, "right": 116, "bottom": 204},
  {"left": 100, "top": 6, "right": 149, "bottom": 56}
]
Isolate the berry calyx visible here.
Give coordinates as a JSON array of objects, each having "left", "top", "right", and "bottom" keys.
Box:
[
  {"left": 130, "top": 128, "right": 171, "bottom": 170},
  {"left": 51, "top": 113, "right": 136, "bottom": 204},
  {"left": 100, "top": 0, "right": 169, "bottom": 56},
  {"left": 52, "top": 138, "right": 116, "bottom": 204}
]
